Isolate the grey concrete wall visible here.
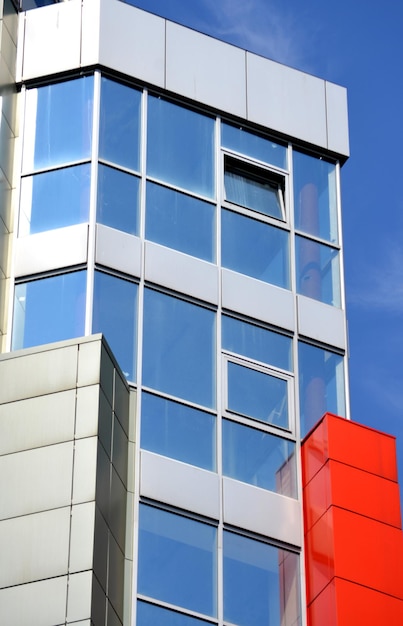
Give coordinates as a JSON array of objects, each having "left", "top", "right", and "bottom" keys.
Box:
[{"left": 0, "top": 335, "right": 133, "bottom": 626}]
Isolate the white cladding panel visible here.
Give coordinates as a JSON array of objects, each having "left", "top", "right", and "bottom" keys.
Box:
[
  {"left": 0, "top": 576, "right": 68, "bottom": 626},
  {"left": 297, "top": 294, "right": 346, "bottom": 349},
  {"left": 326, "top": 81, "right": 350, "bottom": 156},
  {"left": 95, "top": 224, "right": 142, "bottom": 279},
  {"left": 166, "top": 21, "right": 247, "bottom": 118},
  {"left": 246, "top": 52, "right": 328, "bottom": 149}
]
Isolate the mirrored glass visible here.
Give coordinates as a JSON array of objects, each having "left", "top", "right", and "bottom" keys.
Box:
[
  {"left": 92, "top": 271, "right": 138, "bottom": 381},
  {"left": 137, "top": 602, "right": 212, "bottom": 626},
  {"left": 19, "top": 164, "right": 90, "bottom": 236},
  {"left": 222, "top": 315, "right": 292, "bottom": 371},
  {"left": 296, "top": 235, "right": 340, "bottom": 306},
  {"left": 138, "top": 505, "right": 217, "bottom": 617},
  {"left": 143, "top": 289, "right": 216, "bottom": 408},
  {"left": 147, "top": 96, "right": 215, "bottom": 198},
  {"left": 12, "top": 271, "right": 86, "bottom": 350},
  {"left": 223, "top": 419, "right": 296, "bottom": 496},
  {"left": 97, "top": 164, "right": 140, "bottom": 235},
  {"left": 146, "top": 182, "right": 215, "bottom": 262},
  {"left": 99, "top": 78, "right": 141, "bottom": 171},
  {"left": 293, "top": 150, "right": 338, "bottom": 243},
  {"left": 141, "top": 392, "right": 216, "bottom": 470},
  {"left": 227, "top": 362, "right": 288, "bottom": 429},
  {"left": 298, "top": 341, "right": 345, "bottom": 437},
  {"left": 222, "top": 209, "right": 289, "bottom": 288},
  {"left": 224, "top": 532, "right": 300, "bottom": 626},
  {"left": 222, "top": 122, "right": 287, "bottom": 169},
  {"left": 24, "top": 77, "right": 93, "bottom": 172}
]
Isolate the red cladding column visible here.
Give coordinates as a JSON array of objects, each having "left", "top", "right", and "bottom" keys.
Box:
[{"left": 301, "top": 413, "right": 403, "bottom": 626}]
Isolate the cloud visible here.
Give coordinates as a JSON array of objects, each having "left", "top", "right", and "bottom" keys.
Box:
[
  {"left": 347, "top": 240, "right": 403, "bottom": 314},
  {"left": 196, "top": 0, "right": 316, "bottom": 72}
]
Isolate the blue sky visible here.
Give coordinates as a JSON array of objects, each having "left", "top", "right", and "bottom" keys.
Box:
[{"left": 129, "top": 0, "right": 403, "bottom": 501}]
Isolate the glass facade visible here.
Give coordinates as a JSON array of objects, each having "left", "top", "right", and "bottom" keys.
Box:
[{"left": 10, "top": 69, "right": 347, "bottom": 626}]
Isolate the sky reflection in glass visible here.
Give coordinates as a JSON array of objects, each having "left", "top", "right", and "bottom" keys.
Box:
[
  {"left": 97, "top": 164, "right": 140, "bottom": 235},
  {"left": 141, "top": 392, "right": 216, "bottom": 470},
  {"left": 138, "top": 505, "right": 217, "bottom": 617},
  {"left": 296, "top": 235, "right": 340, "bottom": 306},
  {"left": 137, "top": 602, "right": 213, "bottom": 626},
  {"left": 222, "top": 122, "right": 287, "bottom": 169}
]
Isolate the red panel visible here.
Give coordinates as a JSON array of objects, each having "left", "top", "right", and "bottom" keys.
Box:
[
  {"left": 301, "top": 418, "right": 328, "bottom": 485},
  {"left": 305, "top": 508, "right": 335, "bottom": 604},
  {"left": 303, "top": 461, "right": 330, "bottom": 532},
  {"left": 309, "top": 578, "right": 403, "bottom": 626}
]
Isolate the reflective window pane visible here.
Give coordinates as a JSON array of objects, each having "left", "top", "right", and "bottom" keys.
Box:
[
  {"left": 227, "top": 362, "right": 289, "bottom": 429},
  {"left": 146, "top": 182, "right": 215, "bottom": 262},
  {"left": 137, "top": 602, "right": 213, "bottom": 626},
  {"left": 223, "top": 419, "right": 296, "bottom": 496},
  {"left": 293, "top": 150, "right": 338, "bottom": 243},
  {"left": 12, "top": 271, "right": 86, "bottom": 350},
  {"left": 222, "top": 122, "right": 287, "bottom": 169},
  {"left": 24, "top": 77, "right": 93, "bottom": 171},
  {"left": 147, "top": 96, "right": 215, "bottom": 198},
  {"left": 97, "top": 164, "right": 140, "bottom": 235},
  {"left": 138, "top": 505, "right": 217, "bottom": 617},
  {"left": 92, "top": 271, "right": 138, "bottom": 381},
  {"left": 224, "top": 532, "right": 300, "bottom": 626},
  {"left": 143, "top": 289, "right": 216, "bottom": 408},
  {"left": 19, "top": 165, "right": 90, "bottom": 236},
  {"left": 298, "top": 342, "right": 345, "bottom": 437},
  {"left": 99, "top": 78, "right": 141, "bottom": 171},
  {"left": 222, "top": 209, "right": 289, "bottom": 288},
  {"left": 222, "top": 315, "right": 292, "bottom": 371},
  {"left": 296, "top": 235, "right": 340, "bottom": 306},
  {"left": 141, "top": 392, "right": 216, "bottom": 471}
]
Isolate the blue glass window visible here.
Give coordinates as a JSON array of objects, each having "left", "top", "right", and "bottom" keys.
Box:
[
  {"left": 143, "top": 289, "right": 216, "bottom": 408},
  {"left": 224, "top": 532, "right": 300, "bottom": 626},
  {"left": 141, "top": 392, "right": 216, "bottom": 470},
  {"left": 97, "top": 164, "right": 140, "bottom": 235},
  {"left": 147, "top": 96, "right": 215, "bottom": 198},
  {"left": 146, "top": 182, "right": 215, "bottom": 262},
  {"left": 298, "top": 342, "right": 345, "bottom": 437},
  {"left": 99, "top": 78, "right": 141, "bottom": 171},
  {"left": 137, "top": 602, "right": 212, "bottom": 626},
  {"left": 222, "top": 209, "right": 289, "bottom": 288},
  {"left": 222, "top": 123, "right": 287, "bottom": 169},
  {"left": 222, "top": 315, "right": 292, "bottom": 372},
  {"left": 19, "top": 164, "right": 90, "bottom": 236},
  {"left": 227, "top": 362, "right": 289, "bottom": 429},
  {"left": 24, "top": 77, "right": 93, "bottom": 171},
  {"left": 138, "top": 505, "right": 217, "bottom": 617},
  {"left": 296, "top": 235, "right": 340, "bottom": 306},
  {"left": 223, "top": 419, "right": 296, "bottom": 496},
  {"left": 293, "top": 150, "right": 338, "bottom": 243},
  {"left": 92, "top": 271, "right": 138, "bottom": 381},
  {"left": 12, "top": 271, "right": 86, "bottom": 350}
]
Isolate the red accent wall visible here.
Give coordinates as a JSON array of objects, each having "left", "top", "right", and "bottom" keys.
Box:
[{"left": 302, "top": 413, "right": 403, "bottom": 625}]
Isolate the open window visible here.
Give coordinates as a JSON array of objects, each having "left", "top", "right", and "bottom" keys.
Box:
[{"left": 224, "top": 154, "right": 285, "bottom": 221}]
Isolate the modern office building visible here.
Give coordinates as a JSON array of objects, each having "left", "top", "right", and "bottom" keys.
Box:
[{"left": 0, "top": 0, "right": 402, "bottom": 624}]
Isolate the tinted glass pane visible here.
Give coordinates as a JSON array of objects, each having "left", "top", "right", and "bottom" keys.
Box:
[
  {"left": 147, "top": 96, "right": 215, "bottom": 198},
  {"left": 143, "top": 289, "right": 216, "bottom": 408},
  {"left": 293, "top": 150, "right": 338, "bottom": 243},
  {"left": 138, "top": 505, "right": 217, "bottom": 616},
  {"left": 224, "top": 532, "right": 300, "bottom": 626},
  {"left": 296, "top": 235, "right": 340, "bottom": 306},
  {"left": 227, "top": 362, "right": 289, "bottom": 428},
  {"left": 92, "top": 271, "right": 138, "bottom": 381},
  {"left": 141, "top": 392, "right": 216, "bottom": 470},
  {"left": 223, "top": 420, "right": 296, "bottom": 496},
  {"left": 137, "top": 602, "right": 212, "bottom": 626},
  {"left": 99, "top": 78, "right": 141, "bottom": 171},
  {"left": 97, "top": 164, "right": 140, "bottom": 235},
  {"left": 19, "top": 165, "right": 90, "bottom": 236},
  {"left": 298, "top": 342, "right": 345, "bottom": 437},
  {"left": 12, "top": 272, "right": 86, "bottom": 350},
  {"left": 222, "top": 315, "right": 292, "bottom": 371},
  {"left": 24, "top": 77, "right": 93, "bottom": 171},
  {"left": 222, "top": 209, "right": 289, "bottom": 288},
  {"left": 222, "top": 122, "right": 287, "bottom": 169},
  {"left": 146, "top": 182, "right": 215, "bottom": 262}
]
